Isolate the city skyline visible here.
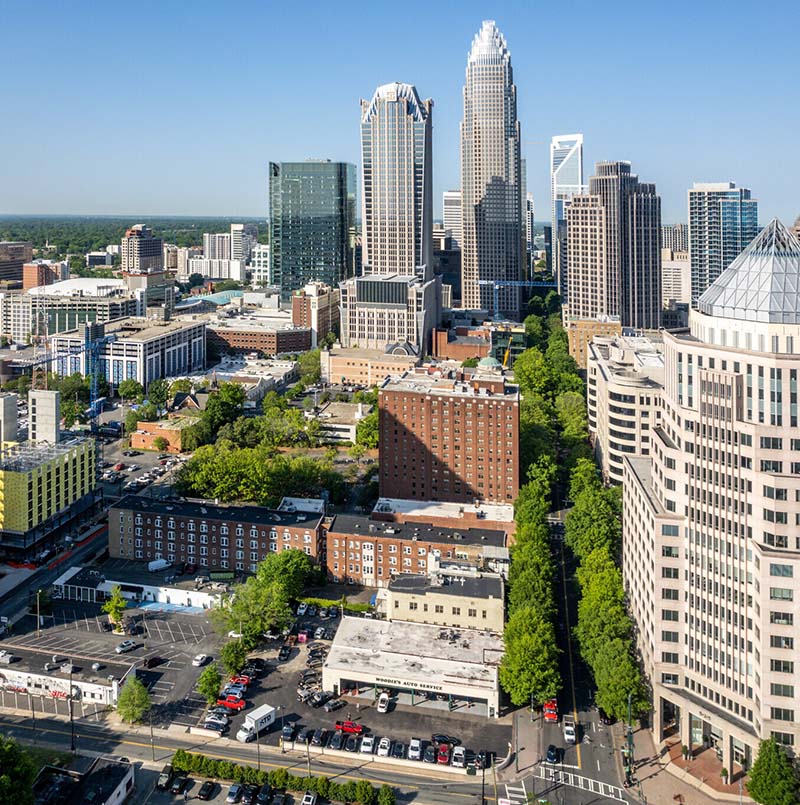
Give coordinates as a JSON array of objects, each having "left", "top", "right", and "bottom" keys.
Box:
[{"left": 1, "top": 1, "right": 797, "bottom": 223}]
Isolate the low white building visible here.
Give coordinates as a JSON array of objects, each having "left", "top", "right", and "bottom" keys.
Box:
[
  {"left": 311, "top": 401, "right": 372, "bottom": 443},
  {"left": 321, "top": 615, "right": 504, "bottom": 718}
]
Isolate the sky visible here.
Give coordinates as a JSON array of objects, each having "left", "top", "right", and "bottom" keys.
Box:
[{"left": 1, "top": 0, "right": 798, "bottom": 224}]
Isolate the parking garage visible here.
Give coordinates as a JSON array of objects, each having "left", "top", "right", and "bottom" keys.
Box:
[{"left": 321, "top": 615, "right": 504, "bottom": 718}]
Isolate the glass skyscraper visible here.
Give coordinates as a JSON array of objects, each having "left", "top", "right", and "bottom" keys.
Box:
[
  {"left": 360, "top": 82, "right": 433, "bottom": 279},
  {"left": 460, "top": 20, "right": 523, "bottom": 318},
  {"left": 688, "top": 182, "right": 758, "bottom": 306},
  {"left": 268, "top": 160, "right": 356, "bottom": 299}
]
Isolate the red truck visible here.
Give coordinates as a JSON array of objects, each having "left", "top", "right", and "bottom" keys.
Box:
[{"left": 334, "top": 720, "right": 364, "bottom": 735}]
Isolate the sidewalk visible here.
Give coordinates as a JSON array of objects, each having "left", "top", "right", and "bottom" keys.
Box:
[
  {"left": 624, "top": 726, "right": 753, "bottom": 804},
  {"left": 498, "top": 707, "right": 541, "bottom": 781}
]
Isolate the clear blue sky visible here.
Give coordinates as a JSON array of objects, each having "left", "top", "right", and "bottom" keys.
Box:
[{"left": 2, "top": 0, "right": 798, "bottom": 224}]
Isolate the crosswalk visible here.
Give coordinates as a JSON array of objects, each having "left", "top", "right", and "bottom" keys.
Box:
[
  {"left": 531, "top": 764, "right": 628, "bottom": 802},
  {"left": 502, "top": 781, "right": 528, "bottom": 804}
]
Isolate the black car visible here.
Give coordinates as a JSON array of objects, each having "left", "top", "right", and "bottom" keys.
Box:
[
  {"left": 278, "top": 646, "right": 291, "bottom": 662},
  {"left": 324, "top": 698, "right": 345, "bottom": 713},
  {"left": 328, "top": 731, "right": 345, "bottom": 750},
  {"left": 297, "top": 727, "right": 313, "bottom": 744},
  {"left": 203, "top": 721, "right": 229, "bottom": 735},
  {"left": 271, "top": 795, "right": 290, "bottom": 805},
  {"left": 242, "top": 665, "right": 262, "bottom": 679},
  {"left": 311, "top": 728, "right": 327, "bottom": 746},
  {"left": 432, "top": 733, "right": 460, "bottom": 746},
  {"left": 345, "top": 734, "right": 359, "bottom": 752},
  {"left": 310, "top": 691, "right": 332, "bottom": 708},
  {"left": 142, "top": 655, "right": 163, "bottom": 669},
  {"left": 170, "top": 776, "right": 189, "bottom": 794},
  {"left": 248, "top": 657, "right": 267, "bottom": 671},
  {"left": 241, "top": 784, "right": 258, "bottom": 805},
  {"left": 423, "top": 745, "right": 437, "bottom": 763},
  {"left": 198, "top": 780, "right": 217, "bottom": 801},
  {"left": 255, "top": 783, "right": 272, "bottom": 804},
  {"left": 546, "top": 744, "right": 559, "bottom": 764},
  {"left": 391, "top": 741, "right": 407, "bottom": 759}
]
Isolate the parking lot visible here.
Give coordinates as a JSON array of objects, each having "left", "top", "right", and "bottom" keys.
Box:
[
  {"left": 97, "top": 434, "right": 184, "bottom": 501},
  {"left": 200, "top": 607, "right": 511, "bottom": 766}
]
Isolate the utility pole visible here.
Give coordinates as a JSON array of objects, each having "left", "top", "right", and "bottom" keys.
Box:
[
  {"left": 149, "top": 708, "right": 155, "bottom": 761},
  {"left": 68, "top": 662, "right": 76, "bottom": 752},
  {"left": 31, "top": 696, "right": 36, "bottom": 744},
  {"left": 306, "top": 738, "right": 311, "bottom": 775},
  {"left": 480, "top": 752, "right": 486, "bottom": 805},
  {"left": 626, "top": 691, "right": 634, "bottom": 784},
  {"left": 36, "top": 589, "right": 42, "bottom": 638},
  {"left": 255, "top": 725, "right": 261, "bottom": 770}
]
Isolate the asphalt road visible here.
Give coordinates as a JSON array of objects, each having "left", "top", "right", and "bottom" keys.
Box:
[{"left": 0, "top": 712, "right": 493, "bottom": 805}]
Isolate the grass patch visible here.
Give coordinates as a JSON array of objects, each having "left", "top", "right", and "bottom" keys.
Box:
[{"left": 23, "top": 745, "right": 73, "bottom": 773}]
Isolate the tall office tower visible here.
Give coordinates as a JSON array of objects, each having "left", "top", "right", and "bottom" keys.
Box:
[
  {"left": 378, "top": 362, "right": 520, "bottom": 504},
  {"left": 28, "top": 389, "right": 60, "bottom": 444},
  {"left": 525, "top": 193, "right": 535, "bottom": 261},
  {"left": 550, "top": 134, "right": 585, "bottom": 298},
  {"left": 443, "top": 190, "right": 463, "bottom": 249},
  {"left": 662, "top": 223, "right": 688, "bottom": 253},
  {"left": 269, "top": 160, "right": 356, "bottom": 299},
  {"left": 622, "top": 219, "right": 800, "bottom": 773},
  {"left": 121, "top": 225, "right": 163, "bottom": 273},
  {"left": 203, "top": 232, "right": 231, "bottom": 260},
  {"left": 360, "top": 83, "right": 433, "bottom": 278},
  {"left": 688, "top": 182, "right": 758, "bottom": 306},
  {"left": 567, "top": 161, "right": 661, "bottom": 329},
  {"left": 461, "top": 21, "right": 524, "bottom": 317},
  {"left": 230, "top": 224, "right": 252, "bottom": 262},
  {"left": 0, "top": 241, "right": 33, "bottom": 283}
]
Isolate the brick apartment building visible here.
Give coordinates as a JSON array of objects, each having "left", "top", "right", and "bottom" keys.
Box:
[
  {"left": 378, "top": 362, "right": 520, "bottom": 504},
  {"left": 291, "top": 282, "right": 339, "bottom": 347},
  {"left": 325, "top": 513, "right": 506, "bottom": 587},
  {"left": 110, "top": 496, "right": 325, "bottom": 574},
  {"left": 206, "top": 322, "right": 311, "bottom": 357}
]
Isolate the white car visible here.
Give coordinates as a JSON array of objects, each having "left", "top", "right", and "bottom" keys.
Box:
[
  {"left": 408, "top": 737, "right": 423, "bottom": 760},
  {"left": 297, "top": 602, "right": 308, "bottom": 616},
  {"left": 115, "top": 640, "right": 136, "bottom": 654},
  {"left": 192, "top": 654, "right": 208, "bottom": 667},
  {"left": 204, "top": 713, "right": 229, "bottom": 726},
  {"left": 313, "top": 627, "right": 326, "bottom": 640},
  {"left": 360, "top": 735, "right": 375, "bottom": 754},
  {"left": 451, "top": 746, "right": 466, "bottom": 767},
  {"left": 300, "top": 793, "right": 317, "bottom": 805},
  {"left": 377, "top": 737, "right": 391, "bottom": 757},
  {"left": 376, "top": 692, "right": 390, "bottom": 713},
  {"left": 227, "top": 630, "right": 243, "bottom": 639}
]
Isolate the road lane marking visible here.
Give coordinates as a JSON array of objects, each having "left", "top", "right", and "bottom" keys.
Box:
[{"left": 559, "top": 538, "right": 581, "bottom": 769}]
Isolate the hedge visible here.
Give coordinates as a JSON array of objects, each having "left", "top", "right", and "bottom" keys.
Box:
[
  {"left": 299, "top": 596, "right": 372, "bottom": 613},
  {"left": 171, "top": 750, "right": 395, "bottom": 804}
]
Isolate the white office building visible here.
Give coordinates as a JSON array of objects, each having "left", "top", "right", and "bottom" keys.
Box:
[
  {"left": 443, "top": 190, "right": 462, "bottom": 249},
  {"left": 203, "top": 232, "right": 231, "bottom": 260},
  {"left": 551, "top": 134, "right": 586, "bottom": 300}
]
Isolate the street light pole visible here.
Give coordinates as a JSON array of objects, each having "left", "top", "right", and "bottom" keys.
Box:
[
  {"left": 149, "top": 708, "right": 155, "bottom": 761},
  {"left": 306, "top": 739, "right": 311, "bottom": 776},
  {"left": 626, "top": 691, "right": 634, "bottom": 784},
  {"left": 36, "top": 589, "right": 42, "bottom": 639},
  {"left": 255, "top": 724, "right": 261, "bottom": 770},
  {"left": 31, "top": 696, "right": 36, "bottom": 744},
  {"left": 480, "top": 753, "right": 486, "bottom": 805},
  {"left": 68, "top": 662, "right": 76, "bottom": 752}
]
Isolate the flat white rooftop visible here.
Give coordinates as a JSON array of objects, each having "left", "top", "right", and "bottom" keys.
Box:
[
  {"left": 373, "top": 497, "right": 515, "bottom": 524},
  {"left": 324, "top": 616, "right": 503, "bottom": 693}
]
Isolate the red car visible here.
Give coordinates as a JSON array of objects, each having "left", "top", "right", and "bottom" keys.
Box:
[
  {"left": 217, "top": 696, "right": 246, "bottom": 711},
  {"left": 437, "top": 743, "right": 450, "bottom": 764},
  {"left": 544, "top": 710, "right": 559, "bottom": 723},
  {"left": 229, "top": 674, "right": 251, "bottom": 686},
  {"left": 334, "top": 720, "right": 364, "bottom": 735},
  {"left": 544, "top": 699, "right": 558, "bottom": 712}
]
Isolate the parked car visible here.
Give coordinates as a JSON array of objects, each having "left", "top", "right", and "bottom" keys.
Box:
[
  {"left": 307, "top": 605, "right": 317, "bottom": 617},
  {"left": 204, "top": 712, "right": 229, "bottom": 726},
  {"left": 192, "top": 654, "right": 209, "bottom": 667},
  {"left": 310, "top": 691, "right": 332, "bottom": 708},
  {"left": 301, "top": 792, "right": 318, "bottom": 805},
  {"left": 544, "top": 709, "right": 559, "bottom": 723},
  {"left": 278, "top": 646, "right": 291, "bottom": 661},
  {"left": 335, "top": 720, "right": 364, "bottom": 735},
  {"left": 437, "top": 744, "right": 451, "bottom": 765},
  {"left": 376, "top": 692, "right": 390, "bottom": 713},
  {"left": 255, "top": 783, "right": 272, "bottom": 804},
  {"left": 377, "top": 737, "right": 392, "bottom": 757},
  {"left": 319, "top": 607, "right": 329, "bottom": 619},
  {"left": 142, "top": 655, "right": 162, "bottom": 669},
  {"left": 423, "top": 745, "right": 437, "bottom": 763},
  {"left": 226, "top": 783, "right": 243, "bottom": 803},
  {"left": 170, "top": 776, "right": 189, "bottom": 794},
  {"left": 281, "top": 723, "right": 295, "bottom": 741},
  {"left": 115, "top": 640, "right": 136, "bottom": 654},
  {"left": 198, "top": 780, "right": 217, "bottom": 800},
  {"left": 156, "top": 763, "right": 173, "bottom": 790},
  {"left": 546, "top": 744, "right": 559, "bottom": 764},
  {"left": 311, "top": 728, "right": 327, "bottom": 747},
  {"left": 313, "top": 626, "right": 326, "bottom": 640},
  {"left": 230, "top": 674, "right": 252, "bottom": 686},
  {"left": 324, "top": 698, "right": 345, "bottom": 713},
  {"left": 217, "top": 696, "right": 246, "bottom": 710},
  {"left": 360, "top": 735, "right": 376, "bottom": 754},
  {"left": 391, "top": 741, "right": 407, "bottom": 759},
  {"left": 241, "top": 784, "right": 258, "bottom": 804},
  {"left": 297, "top": 727, "right": 313, "bottom": 744},
  {"left": 344, "top": 734, "right": 359, "bottom": 752},
  {"left": 297, "top": 603, "right": 308, "bottom": 616},
  {"left": 408, "top": 738, "right": 423, "bottom": 761},
  {"left": 432, "top": 733, "right": 460, "bottom": 746},
  {"left": 203, "top": 721, "right": 229, "bottom": 735},
  {"left": 452, "top": 746, "right": 467, "bottom": 767},
  {"left": 328, "top": 731, "right": 345, "bottom": 750}
]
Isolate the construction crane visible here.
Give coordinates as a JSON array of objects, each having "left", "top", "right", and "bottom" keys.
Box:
[
  {"left": 24, "top": 323, "right": 117, "bottom": 432},
  {"left": 502, "top": 336, "right": 514, "bottom": 369},
  {"left": 477, "top": 279, "right": 557, "bottom": 321}
]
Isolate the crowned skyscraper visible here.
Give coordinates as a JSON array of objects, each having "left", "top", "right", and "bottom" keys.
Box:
[
  {"left": 551, "top": 134, "right": 586, "bottom": 300},
  {"left": 460, "top": 20, "right": 524, "bottom": 318}
]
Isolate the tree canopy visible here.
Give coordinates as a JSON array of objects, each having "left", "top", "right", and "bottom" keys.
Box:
[
  {"left": 116, "top": 675, "right": 151, "bottom": 723},
  {"left": 0, "top": 735, "right": 35, "bottom": 805},
  {"left": 747, "top": 739, "right": 800, "bottom": 805}
]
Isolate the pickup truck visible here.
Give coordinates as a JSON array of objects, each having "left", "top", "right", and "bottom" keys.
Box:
[{"left": 156, "top": 763, "right": 173, "bottom": 790}]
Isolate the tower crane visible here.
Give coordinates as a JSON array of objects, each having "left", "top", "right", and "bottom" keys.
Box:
[{"left": 477, "top": 279, "right": 557, "bottom": 321}]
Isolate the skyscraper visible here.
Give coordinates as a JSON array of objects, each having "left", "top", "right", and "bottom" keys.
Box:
[
  {"left": 622, "top": 219, "right": 800, "bottom": 772},
  {"left": 339, "top": 84, "right": 438, "bottom": 354},
  {"left": 525, "top": 193, "right": 535, "bottom": 261},
  {"left": 442, "top": 190, "right": 462, "bottom": 249},
  {"left": 203, "top": 232, "right": 231, "bottom": 260},
  {"left": 688, "top": 182, "right": 758, "bottom": 306},
  {"left": 460, "top": 20, "right": 523, "bottom": 317},
  {"left": 360, "top": 83, "right": 433, "bottom": 278},
  {"left": 268, "top": 160, "right": 356, "bottom": 298},
  {"left": 565, "top": 161, "right": 661, "bottom": 330},
  {"left": 550, "top": 134, "right": 586, "bottom": 298},
  {"left": 121, "top": 225, "right": 163, "bottom": 273},
  {"left": 661, "top": 223, "right": 688, "bottom": 253}
]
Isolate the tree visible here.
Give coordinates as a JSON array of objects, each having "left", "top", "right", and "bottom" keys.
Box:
[
  {"left": 258, "top": 549, "right": 314, "bottom": 601},
  {"left": 0, "top": 734, "right": 35, "bottom": 805},
  {"left": 220, "top": 640, "right": 248, "bottom": 676},
  {"left": 152, "top": 436, "right": 169, "bottom": 452},
  {"left": 188, "top": 272, "right": 205, "bottom": 287},
  {"left": 461, "top": 357, "right": 479, "bottom": 368},
  {"left": 169, "top": 378, "right": 192, "bottom": 396},
  {"left": 125, "top": 409, "right": 142, "bottom": 435},
  {"left": 147, "top": 378, "right": 170, "bottom": 409},
  {"left": 116, "top": 675, "right": 151, "bottom": 723},
  {"left": 355, "top": 779, "right": 376, "bottom": 805},
  {"left": 356, "top": 410, "right": 379, "bottom": 449},
  {"left": 118, "top": 378, "right": 144, "bottom": 403},
  {"left": 349, "top": 443, "right": 366, "bottom": 463},
  {"left": 499, "top": 606, "right": 560, "bottom": 705},
  {"left": 297, "top": 349, "right": 322, "bottom": 385},
  {"left": 592, "top": 638, "right": 647, "bottom": 721},
  {"left": 101, "top": 585, "right": 127, "bottom": 629},
  {"left": 197, "top": 662, "right": 223, "bottom": 706},
  {"left": 377, "top": 785, "right": 396, "bottom": 805},
  {"left": 747, "top": 739, "right": 800, "bottom": 805},
  {"left": 60, "top": 398, "right": 83, "bottom": 429}
]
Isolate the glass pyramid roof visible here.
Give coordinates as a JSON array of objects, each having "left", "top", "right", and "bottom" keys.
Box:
[{"left": 697, "top": 218, "right": 800, "bottom": 323}]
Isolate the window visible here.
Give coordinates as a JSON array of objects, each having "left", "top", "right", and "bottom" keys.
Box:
[
  {"left": 409, "top": 602, "right": 418, "bottom": 611},
  {"left": 662, "top": 609, "right": 679, "bottom": 622},
  {"left": 661, "top": 631, "right": 679, "bottom": 642},
  {"left": 771, "top": 659, "right": 794, "bottom": 673},
  {"left": 770, "top": 587, "right": 793, "bottom": 601},
  {"left": 662, "top": 652, "right": 679, "bottom": 664},
  {"left": 771, "top": 635, "right": 794, "bottom": 649},
  {"left": 770, "top": 707, "right": 794, "bottom": 721},
  {"left": 770, "top": 563, "right": 794, "bottom": 578},
  {"left": 662, "top": 567, "right": 680, "bottom": 579},
  {"left": 770, "top": 683, "right": 794, "bottom": 698},
  {"left": 661, "top": 525, "right": 680, "bottom": 536},
  {"left": 771, "top": 731, "right": 794, "bottom": 746},
  {"left": 662, "top": 673, "right": 679, "bottom": 684},
  {"left": 434, "top": 605, "right": 444, "bottom": 614},
  {"left": 468, "top": 608, "right": 477, "bottom": 618},
  {"left": 770, "top": 612, "right": 794, "bottom": 626},
  {"left": 662, "top": 546, "right": 679, "bottom": 558},
  {"left": 662, "top": 588, "right": 679, "bottom": 600},
  {"left": 452, "top": 607, "right": 461, "bottom": 615},
  {"left": 761, "top": 437, "right": 783, "bottom": 450}
]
